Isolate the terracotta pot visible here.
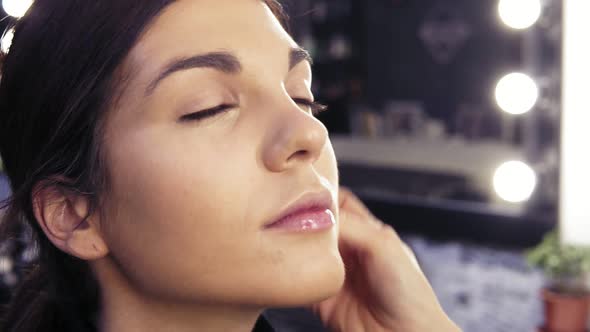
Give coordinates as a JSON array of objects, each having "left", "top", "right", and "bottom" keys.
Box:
[{"left": 542, "top": 288, "right": 590, "bottom": 332}]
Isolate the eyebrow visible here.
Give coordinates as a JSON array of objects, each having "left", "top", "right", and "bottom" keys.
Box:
[{"left": 145, "top": 47, "right": 313, "bottom": 96}]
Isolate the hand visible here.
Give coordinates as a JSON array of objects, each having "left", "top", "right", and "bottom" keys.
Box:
[{"left": 310, "top": 187, "right": 461, "bottom": 332}]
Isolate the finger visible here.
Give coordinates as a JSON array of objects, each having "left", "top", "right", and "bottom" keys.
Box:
[
  {"left": 338, "top": 187, "right": 376, "bottom": 219},
  {"left": 402, "top": 242, "right": 422, "bottom": 272},
  {"left": 339, "top": 187, "right": 382, "bottom": 230},
  {"left": 340, "top": 208, "right": 383, "bottom": 233},
  {"left": 338, "top": 208, "right": 402, "bottom": 257},
  {"left": 339, "top": 211, "right": 429, "bottom": 288}
]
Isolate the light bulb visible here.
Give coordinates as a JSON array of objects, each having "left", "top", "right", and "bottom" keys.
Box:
[
  {"left": 495, "top": 72, "right": 539, "bottom": 115},
  {"left": 493, "top": 161, "right": 537, "bottom": 203},
  {"left": 2, "top": 0, "right": 33, "bottom": 18},
  {"left": 498, "top": 0, "right": 542, "bottom": 30}
]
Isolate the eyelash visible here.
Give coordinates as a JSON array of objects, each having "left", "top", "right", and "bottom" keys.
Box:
[
  {"left": 179, "top": 104, "right": 236, "bottom": 122},
  {"left": 179, "top": 98, "right": 329, "bottom": 122},
  {"left": 292, "top": 98, "right": 329, "bottom": 116}
]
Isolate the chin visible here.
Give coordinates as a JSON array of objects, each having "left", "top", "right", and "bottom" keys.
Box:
[{"left": 262, "top": 247, "right": 346, "bottom": 307}]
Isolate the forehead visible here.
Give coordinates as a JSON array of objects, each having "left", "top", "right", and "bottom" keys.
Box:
[{"left": 126, "top": 0, "right": 297, "bottom": 80}]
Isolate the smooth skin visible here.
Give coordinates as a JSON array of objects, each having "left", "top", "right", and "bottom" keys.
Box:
[{"left": 31, "top": 0, "right": 460, "bottom": 331}]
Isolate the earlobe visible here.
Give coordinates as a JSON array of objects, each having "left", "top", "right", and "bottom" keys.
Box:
[{"left": 32, "top": 182, "right": 109, "bottom": 260}]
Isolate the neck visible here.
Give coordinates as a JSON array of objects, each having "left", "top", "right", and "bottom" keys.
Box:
[{"left": 92, "top": 257, "right": 263, "bottom": 332}]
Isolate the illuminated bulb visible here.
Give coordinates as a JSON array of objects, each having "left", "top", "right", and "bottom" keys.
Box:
[
  {"left": 495, "top": 72, "right": 539, "bottom": 115},
  {"left": 498, "top": 0, "right": 542, "bottom": 30},
  {"left": 2, "top": 0, "right": 33, "bottom": 18},
  {"left": 1, "top": 28, "right": 14, "bottom": 54},
  {"left": 493, "top": 161, "right": 537, "bottom": 203}
]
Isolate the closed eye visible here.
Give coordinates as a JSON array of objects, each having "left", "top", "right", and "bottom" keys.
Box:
[
  {"left": 179, "top": 104, "right": 237, "bottom": 122},
  {"left": 178, "top": 98, "right": 328, "bottom": 123},
  {"left": 292, "top": 98, "right": 328, "bottom": 116}
]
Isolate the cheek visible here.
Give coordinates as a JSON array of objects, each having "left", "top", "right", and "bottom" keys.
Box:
[
  {"left": 108, "top": 129, "right": 235, "bottom": 223},
  {"left": 101, "top": 127, "right": 258, "bottom": 294}
]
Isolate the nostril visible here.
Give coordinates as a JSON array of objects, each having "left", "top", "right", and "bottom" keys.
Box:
[{"left": 290, "top": 150, "right": 309, "bottom": 161}]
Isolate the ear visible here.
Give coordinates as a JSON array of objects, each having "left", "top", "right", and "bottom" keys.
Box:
[{"left": 32, "top": 181, "right": 109, "bottom": 260}]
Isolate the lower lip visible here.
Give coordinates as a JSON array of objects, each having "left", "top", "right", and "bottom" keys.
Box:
[{"left": 264, "top": 209, "right": 336, "bottom": 232}]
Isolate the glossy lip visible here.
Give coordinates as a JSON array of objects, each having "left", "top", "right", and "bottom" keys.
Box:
[{"left": 263, "top": 190, "right": 334, "bottom": 229}]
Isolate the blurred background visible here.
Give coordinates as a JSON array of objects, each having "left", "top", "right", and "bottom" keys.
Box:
[
  {"left": 284, "top": 0, "right": 560, "bottom": 234},
  {"left": 1, "top": 0, "right": 589, "bottom": 331}
]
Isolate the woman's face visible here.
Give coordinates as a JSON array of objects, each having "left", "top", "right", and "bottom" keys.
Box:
[{"left": 99, "top": 0, "right": 344, "bottom": 306}]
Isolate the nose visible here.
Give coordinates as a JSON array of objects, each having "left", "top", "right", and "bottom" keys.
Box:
[{"left": 261, "top": 99, "right": 328, "bottom": 173}]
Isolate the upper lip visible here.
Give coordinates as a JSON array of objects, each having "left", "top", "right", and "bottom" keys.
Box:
[{"left": 264, "top": 190, "right": 334, "bottom": 228}]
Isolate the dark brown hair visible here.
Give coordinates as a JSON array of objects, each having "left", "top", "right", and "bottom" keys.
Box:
[{"left": 0, "top": 1, "right": 287, "bottom": 331}]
